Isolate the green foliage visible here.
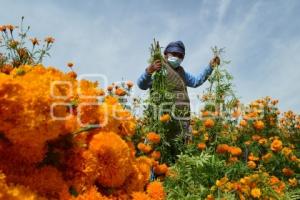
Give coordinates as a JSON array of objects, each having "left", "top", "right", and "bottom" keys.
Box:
[{"left": 164, "top": 151, "right": 226, "bottom": 199}]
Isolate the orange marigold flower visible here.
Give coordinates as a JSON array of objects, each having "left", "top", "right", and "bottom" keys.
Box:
[
  {"left": 216, "top": 144, "right": 230, "bottom": 154},
  {"left": 281, "top": 147, "right": 292, "bottom": 157},
  {"left": 202, "top": 110, "right": 210, "bottom": 117},
  {"left": 6, "top": 24, "right": 15, "bottom": 32},
  {"left": 197, "top": 143, "right": 206, "bottom": 150},
  {"left": 250, "top": 188, "right": 261, "bottom": 198},
  {"left": 252, "top": 135, "right": 261, "bottom": 141},
  {"left": 146, "top": 181, "right": 166, "bottom": 200},
  {"left": 132, "top": 192, "right": 151, "bottom": 200},
  {"left": 271, "top": 139, "right": 283, "bottom": 152},
  {"left": 126, "top": 81, "right": 134, "bottom": 88},
  {"left": 248, "top": 153, "right": 259, "bottom": 161},
  {"left": 30, "top": 37, "right": 39, "bottom": 46},
  {"left": 244, "top": 140, "right": 252, "bottom": 146},
  {"left": 232, "top": 110, "right": 241, "bottom": 118},
  {"left": 204, "top": 118, "right": 215, "bottom": 128},
  {"left": 216, "top": 176, "right": 228, "bottom": 187},
  {"left": 262, "top": 153, "right": 273, "bottom": 163},
  {"left": 282, "top": 168, "right": 294, "bottom": 177},
  {"left": 107, "top": 85, "right": 113, "bottom": 91},
  {"left": 74, "top": 186, "right": 108, "bottom": 200},
  {"left": 67, "top": 71, "right": 77, "bottom": 79},
  {"left": 153, "top": 163, "right": 168, "bottom": 175},
  {"left": 229, "top": 156, "right": 238, "bottom": 163},
  {"left": 67, "top": 62, "right": 74, "bottom": 68},
  {"left": 115, "top": 87, "right": 126, "bottom": 96},
  {"left": 137, "top": 143, "right": 152, "bottom": 154},
  {"left": 0, "top": 25, "right": 7, "bottom": 32},
  {"left": 290, "top": 155, "right": 297, "bottom": 162},
  {"left": 288, "top": 178, "right": 298, "bottom": 187},
  {"left": 147, "top": 132, "right": 161, "bottom": 144},
  {"left": 269, "top": 176, "right": 280, "bottom": 186},
  {"left": 44, "top": 36, "right": 55, "bottom": 44},
  {"left": 159, "top": 113, "right": 171, "bottom": 123},
  {"left": 89, "top": 131, "right": 133, "bottom": 188},
  {"left": 253, "top": 120, "right": 264, "bottom": 130},
  {"left": 0, "top": 64, "right": 13, "bottom": 75},
  {"left": 258, "top": 138, "right": 267, "bottom": 145},
  {"left": 150, "top": 151, "right": 161, "bottom": 160},
  {"left": 206, "top": 194, "right": 215, "bottom": 200},
  {"left": 239, "top": 119, "right": 247, "bottom": 127},
  {"left": 135, "top": 156, "right": 153, "bottom": 184},
  {"left": 228, "top": 146, "right": 242, "bottom": 156},
  {"left": 104, "top": 95, "right": 118, "bottom": 105},
  {"left": 247, "top": 161, "right": 256, "bottom": 169}
]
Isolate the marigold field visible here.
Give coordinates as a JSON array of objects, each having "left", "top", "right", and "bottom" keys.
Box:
[{"left": 0, "top": 22, "right": 299, "bottom": 200}]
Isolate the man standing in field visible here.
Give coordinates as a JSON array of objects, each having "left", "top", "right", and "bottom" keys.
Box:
[{"left": 137, "top": 41, "right": 219, "bottom": 160}]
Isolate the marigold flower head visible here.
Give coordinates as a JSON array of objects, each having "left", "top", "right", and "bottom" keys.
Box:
[
  {"left": 197, "top": 142, "right": 206, "bottom": 150},
  {"left": 250, "top": 188, "right": 261, "bottom": 198},
  {"left": 0, "top": 25, "right": 7, "bottom": 32},
  {"left": 107, "top": 85, "right": 113, "bottom": 91},
  {"left": 248, "top": 153, "right": 259, "bottom": 161},
  {"left": 239, "top": 119, "right": 247, "bottom": 127},
  {"left": 115, "top": 87, "right": 126, "bottom": 96},
  {"left": 159, "top": 113, "right": 171, "bottom": 123},
  {"left": 281, "top": 147, "right": 292, "bottom": 157},
  {"left": 150, "top": 151, "right": 161, "bottom": 160},
  {"left": 89, "top": 131, "right": 133, "bottom": 187},
  {"left": 67, "top": 62, "right": 74, "bottom": 68},
  {"left": 153, "top": 163, "right": 168, "bottom": 175},
  {"left": 282, "top": 167, "right": 294, "bottom": 177},
  {"left": 229, "top": 156, "right": 238, "bottom": 163},
  {"left": 271, "top": 139, "right": 283, "bottom": 152},
  {"left": 228, "top": 146, "right": 242, "bottom": 156},
  {"left": 262, "top": 152, "right": 272, "bottom": 163},
  {"left": 204, "top": 118, "right": 215, "bottom": 128},
  {"left": 132, "top": 192, "right": 151, "bottom": 200},
  {"left": 206, "top": 194, "right": 215, "bottom": 200},
  {"left": 253, "top": 120, "right": 264, "bottom": 130},
  {"left": 73, "top": 186, "right": 109, "bottom": 200},
  {"left": 252, "top": 134, "right": 261, "bottom": 141},
  {"left": 67, "top": 71, "right": 77, "bottom": 79},
  {"left": 288, "top": 178, "right": 298, "bottom": 187},
  {"left": 147, "top": 132, "right": 161, "bottom": 144},
  {"left": 44, "top": 36, "right": 55, "bottom": 44},
  {"left": 137, "top": 143, "right": 152, "bottom": 154},
  {"left": 126, "top": 81, "right": 134, "bottom": 88},
  {"left": 247, "top": 161, "right": 256, "bottom": 169},
  {"left": 216, "top": 144, "right": 230, "bottom": 154},
  {"left": 146, "top": 181, "right": 166, "bottom": 200},
  {"left": 6, "top": 24, "right": 15, "bottom": 32},
  {"left": 258, "top": 138, "right": 267, "bottom": 145},
  {"left": 30, "top": 37, "right": 39, "bottom": 46},
  {"left": 216, "top": 176, "right": 228, "bottom": 187},
  {"left": 269, "top": 176, "right": 280, "bottom": 185}
]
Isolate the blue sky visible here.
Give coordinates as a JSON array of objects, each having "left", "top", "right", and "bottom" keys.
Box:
[{"left": 1, "top": 0, "right": 300, "bottom": 113}]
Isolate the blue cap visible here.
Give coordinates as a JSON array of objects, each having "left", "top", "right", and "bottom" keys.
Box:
[{"left": 164, "top": 41, "right": 185, "bottom": 56}]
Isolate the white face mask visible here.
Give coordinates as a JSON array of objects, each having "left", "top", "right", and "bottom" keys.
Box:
[{"left": 167, "top": 56, "right": 183, "bottom": 68}]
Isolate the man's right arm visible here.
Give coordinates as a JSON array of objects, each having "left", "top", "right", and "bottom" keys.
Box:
[
  {"left": 137, "top": 69, "right": 152, "bottom": 90},
  {"left": 137, "top": 60, "right": 161, "bottom": 90}
]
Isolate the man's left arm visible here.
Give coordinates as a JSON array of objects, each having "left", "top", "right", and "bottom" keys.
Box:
[{"left": 185, "top": 64, "right": 214, "bottom": 88}]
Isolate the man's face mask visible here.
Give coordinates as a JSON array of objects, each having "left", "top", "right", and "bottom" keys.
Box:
[{"left": 167, "top": 56, "right": 183, "bottom": 68}]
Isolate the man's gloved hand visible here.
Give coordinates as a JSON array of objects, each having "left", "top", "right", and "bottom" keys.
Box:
[
  {"left": 209, "top": 56, "right": 221, "bottom": 68},
  {"left": 146, "top": 60, "right": 162, "bottom": 74}
]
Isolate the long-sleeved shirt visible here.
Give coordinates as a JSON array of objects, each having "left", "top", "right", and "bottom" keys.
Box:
[{"left": 136, "top": 64, "right": 214, "bottom": 90}]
